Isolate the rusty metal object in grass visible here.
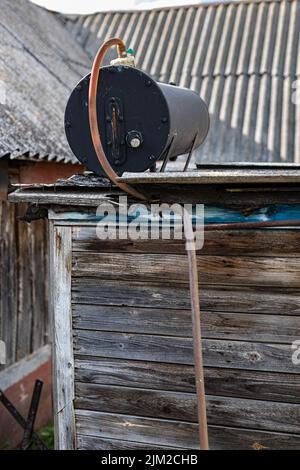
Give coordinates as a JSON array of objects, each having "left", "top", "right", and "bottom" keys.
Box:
[
  {"left": 20, "top": 379, "right": 43, "bottom": 450},
  {"left": 0, "top": 381, "right": 48, "bottom": 450}
]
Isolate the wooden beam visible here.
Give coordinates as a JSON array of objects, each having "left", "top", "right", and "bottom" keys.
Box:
[
  {"left": 72, "top": 278, "right": 300, "bottom": 315},
  {"left": 72, "top": 252, "right": 300, "bottom": 288},
  {"left": 75, "top": 382, "right": 300, "bottom": 434},
  {"left": 50, "top": 224, "right": 75, "bottom": 449},
  {"left": 0, "top": 160, "right": 8, "bottom": 200},
  {"left": 72, "top": 227, "right": 300, "bottom": 257},
  {"left": 118, "top": 168, "right": 300, "bottom": 185},
  {"left": 76, "top": 410, "right": 300, "bottom": 450},
  {"left": 77, "top": 434, "right": 177, "bottom": 450},
  {"left": 72, "top": 304, "right": 300, "bottom": 344},
  {"left": 74, "top": 330, "right": 295, "bottom": 373},
  {"left": 75, "top": 357, "right": 300, "bottom": 403}
]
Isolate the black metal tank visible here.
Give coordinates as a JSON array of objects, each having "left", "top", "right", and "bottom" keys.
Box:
[{"left": 65, "top": 65, "right": 209, "bottom": 176}]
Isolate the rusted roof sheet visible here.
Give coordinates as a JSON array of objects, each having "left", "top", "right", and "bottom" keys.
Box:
[
  {"left": 65, "top": 0, "right": 300, "bottom": 164},
  {"left": 0, "top": 0, "right": 91, "bottom": 164}
]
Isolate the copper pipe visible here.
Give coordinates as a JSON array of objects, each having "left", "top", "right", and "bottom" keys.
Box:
[
  {"left": 88, "top": 38, "right": 147, "bottom": 201},
  {"left": 183, "top": 210, "right": 209, "bottom": 450},
  {"left": 88, "top": 39, "right": 209, "bottom": 450}
]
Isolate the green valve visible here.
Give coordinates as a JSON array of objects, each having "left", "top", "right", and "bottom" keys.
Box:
[{"left": 126, "top": 48, "right": 135, "bottom": 55}]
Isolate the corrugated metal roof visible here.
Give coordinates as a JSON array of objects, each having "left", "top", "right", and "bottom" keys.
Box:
[
  {"left": 0, "top": 0, "right": 90, "bottom": 164},
  {"left": 65, "top": 0, "right": 300, "bottom": 163}
]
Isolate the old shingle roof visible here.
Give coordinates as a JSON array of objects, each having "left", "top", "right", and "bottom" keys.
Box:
[
  {"left": 0, "top": 0, "right": 90, "bottom": 164},
  {"left": 65, "top": 0, "right": 300, "bottom": 163}
]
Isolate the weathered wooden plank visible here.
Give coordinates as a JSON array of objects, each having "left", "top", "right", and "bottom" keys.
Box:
[
  {"left": 72, "top": 252, "right": 300, "bottom": 287},
  {"left": 16, "top": 203, "right": 34, "bottom": 360},
  {"left": 50, "top": 224, "right": 76, "bottom": 450},
  {"left": 77, "top": 434, "right": 179, "bottom": 450},
  {"left": 75, "top": 357, "right": 300, "bottom": 403},
  {"left": 0, "top": 202, "right": 18, "bottom": 366},
  {"left": 72, "top": 227, "right": 300, "bottom": 257},
  {"left": 119, "top": 168, "right": 300, "bottom": 184},
  {"left": 0, "top": 161, "right": 8, "bottom": 200},
  {"left": 74, "top": 331, "right": 295, "bottom": 373},
  {"left": 0, "top": 202, "right": 49, "bottom": 370},
  {"left": 75, "top": 382, "right": 300, "bottom": 434},
  {"left": 76, "top": 410, "right": 300, "bottom": 449},
  {"left": 10, "top": 191, "right": 119, "bottom": 207},
  {"left": 72, "top": 304, "right": 300, "bottom": 343},
  {"left": 43, "top": 222, "right": 50, "bottom": 345},
  {"left": 72, "top": 278, "right": 300, "bottom": 315},
  {"left": 31, "top": 219, "right": 48, "bottom": 350},
  {"left": 0, "top": 345, "right": 51, "bottom": 391},
  {"left": 13, "top": 185, "right": 300, "bottom": 209}
]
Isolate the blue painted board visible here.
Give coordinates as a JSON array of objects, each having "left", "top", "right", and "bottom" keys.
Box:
[{"left": 57, "top": 204, "right": 300, "bottom": 226}]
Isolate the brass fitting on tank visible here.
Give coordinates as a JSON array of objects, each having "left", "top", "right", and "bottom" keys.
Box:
[{"left": 110, "top": 48, "right": 136, "bottom": 67}]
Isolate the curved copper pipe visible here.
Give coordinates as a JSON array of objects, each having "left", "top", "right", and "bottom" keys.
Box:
[
  {"left": 88, "top": 38, "right": 147, "bottom": 200},
  {"left": 88, "top": 38, "right": 209, "bottom": 450}
]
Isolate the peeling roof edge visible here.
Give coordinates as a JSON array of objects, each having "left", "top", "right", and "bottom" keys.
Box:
[{"left": 0, "top": 152, "right": 81, "bottom": 165}]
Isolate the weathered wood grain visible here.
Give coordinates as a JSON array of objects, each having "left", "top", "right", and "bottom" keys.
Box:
[
  {"left": 75, "top": 382, "right": 300, "bottom": 434},
  {"left": 72, "top": 304, "right": 300, "bottom": 343},
  {"left": 0, "top": 201, "right": 50, "bottom": 370},
  {"left": 72, "top": 278, "right": 300, "bottom": 315},
  {"left": 77, "top": 434, "right": 178, "bottom": 450},
  {"left": 119, "top": 169, "right": 300, "bottom": 185},
  {"left": 72, "top": 252, "right": 300, "bottom": 287},
  {"left": 75, "top": 357, "right": 300, "bottom": 403},
  {"left": 74, "top": 331, "right": 295, "bottom": 373},
  {"left": 8, "top": 204, "right": 18, "bottom": 364},
  {"left": 31, "top": 219, "right": 49, "bottom": 350},
  {"left": 13, "top": 185, "right": 300, "bottom": 209},
  {"left": 0, "top": 202, "right": 17, "bottom": 366},
  {"left": 48, "top": 200, "right": 300, "bottom": 449},
  {"left": 11, "top": 191, "right": 119, "bottom": 207},
  {"left": 43, "top": 223, "right": 50, "bottom": 344},
  {"left": 76, "top": 410, "right": 300, "bottom": 449},
  {"left": 72, "top": 227, "right": 300, "bottom": 257},
  {"left": 16, "top": 203, "right": 33, "bottom": 360},
  {"left": 50, "top": 224, "right": 76, "bottom": 450}
]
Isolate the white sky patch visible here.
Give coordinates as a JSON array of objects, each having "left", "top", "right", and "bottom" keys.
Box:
[{"left": 30, "top": 0, "right": 225, "bottom": 15}]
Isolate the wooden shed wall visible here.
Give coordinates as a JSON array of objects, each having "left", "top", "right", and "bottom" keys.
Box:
[
  {"left": 64, "top": 224, "right": 300, "bottom": 450},
  {"left": 0, "top": 201, "right": 49, "bottom": 370}
]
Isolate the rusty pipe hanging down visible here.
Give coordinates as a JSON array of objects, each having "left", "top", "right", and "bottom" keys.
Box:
[
  {"left": 88, "top": 38, "right": 209, "bottom": 450},
  {"left": 183, "top": 210, "right": 209, "bottom": 450}
]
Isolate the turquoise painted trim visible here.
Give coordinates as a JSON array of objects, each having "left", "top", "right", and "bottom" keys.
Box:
[
  {"left": 204, "top": 204, "right": 300, "bottom": 224},
  {"left": 53, "top": 204, "right": 300, "bottom": 224}
]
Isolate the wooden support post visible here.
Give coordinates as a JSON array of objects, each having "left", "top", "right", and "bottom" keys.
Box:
[{"left": 49, "top": 224, "right": 76, "bottom": 449}]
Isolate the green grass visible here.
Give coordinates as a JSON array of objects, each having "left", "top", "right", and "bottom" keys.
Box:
[
  {"left": 0, "top": 422, "right": 54, "bottom": 450},
  {"left": 0, "top": 441, "right": 9, "bottom": 450},
  {"left": 32, "top": 422, "right": 54, "bottom": 450}
]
